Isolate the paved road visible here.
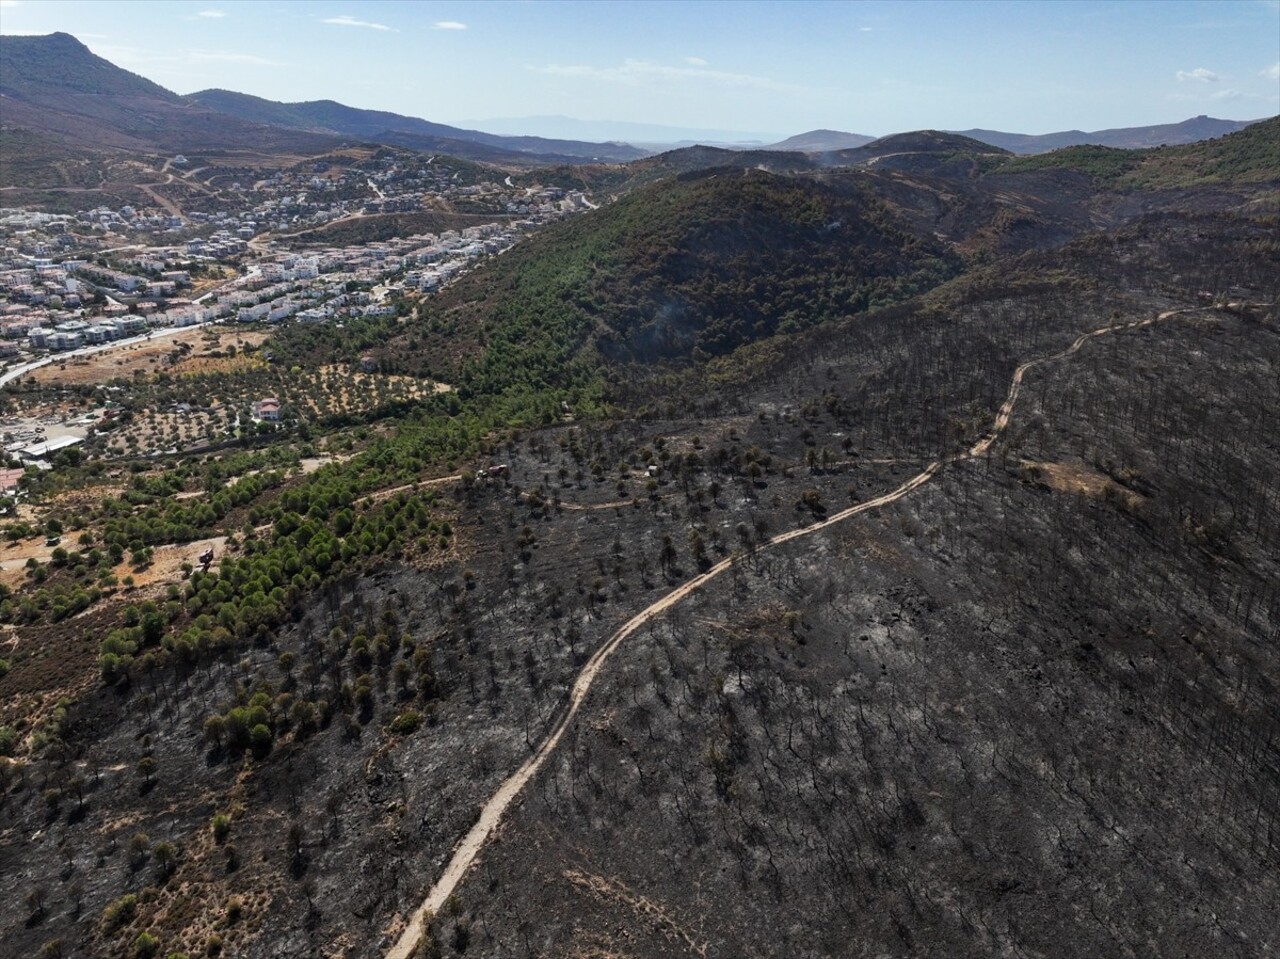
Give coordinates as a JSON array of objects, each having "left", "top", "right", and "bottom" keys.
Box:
[{"left": 0, "top": 319, "right": 225, "bottom": 388}]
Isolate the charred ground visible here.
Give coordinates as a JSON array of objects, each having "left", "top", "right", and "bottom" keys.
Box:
[{"left": 0, "top": 121, "right": 1277, "bottom": 959}]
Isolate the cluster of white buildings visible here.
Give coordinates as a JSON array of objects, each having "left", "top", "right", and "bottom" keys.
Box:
[
  {"left": 0, "top": 158, "right": 596, "bottom": 365},
  {"left": 184, "top": 230, "right": 248, "bottom": 260},
  {"left": 26, "top": 315, "right": 147, "bottom": 351},
  {"left": 79, "top": 205, "right": 184, "bottom": 235}
]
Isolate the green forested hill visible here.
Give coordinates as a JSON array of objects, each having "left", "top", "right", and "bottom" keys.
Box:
[
  {"left": 516, "top": 144, "right": 818, "bottom": 195},
  {"left": 996, "top": 115, "right": 1280, "bottom": 185},
  {"left": 290, "top": 118, "right": 1278, "bottom": 421},
  {"left": 396, "top": 169, "right": 959, "bottom": 401}
]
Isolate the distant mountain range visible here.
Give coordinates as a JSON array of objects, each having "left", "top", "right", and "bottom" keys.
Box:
[
  {"left": 0, "top": 32, "right": 646, "bottom": 169},
  {"left": 457, "top": 115, "right": 782, "bottom": 147},
  {"left": 0, "top": 31, "right": 339, "bottom": 156},
  {"left": 184, "top": 91, "right": 647, "bottom": 164},
  {"left": 769, "top": 117, "right": 1266, "bottom": 156},
  {"left": 0, "top": 31, "right": 1271, "bottom": 185},
  {"left": 584, "top": 131, "right": 1010, "bottom": 192}
]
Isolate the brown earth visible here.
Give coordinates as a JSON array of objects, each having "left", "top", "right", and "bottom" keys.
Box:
[{"left": 30, "top": 329, "right": 268, "bottom": 387}]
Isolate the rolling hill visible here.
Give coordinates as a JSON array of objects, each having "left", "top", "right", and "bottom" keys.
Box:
[
  {"left": 380, "top": 168, "right": 961, "bottom": 399},
  {"left": 995, "top": 115, "right": 1280, "bottom": 186},
  {"left": 834, "top": 130, "right": 1011, "bottom": 161},
  {"left": 765, "top": 129, "right": 877, "bottom": 152},
  {"left": 766, "top": 117, "right": 1269, "bottom": 157},
  {"left": 0, "top": 32, "right": 340, "bottom": 157},
  {"left": 960, "top": 114, "right": 1268, "bottom": 154},
  {"left": 814, "top": 130, "right": 1013, "bottom": 178}
]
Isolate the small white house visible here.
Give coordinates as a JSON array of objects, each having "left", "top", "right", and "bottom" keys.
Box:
[{"left": 252, "top": 397, "right": 281, "bottom": 422}]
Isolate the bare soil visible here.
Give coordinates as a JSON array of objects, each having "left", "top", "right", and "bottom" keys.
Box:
[{"left": 31, "top": 329, "right": 269, "bottom": 387}]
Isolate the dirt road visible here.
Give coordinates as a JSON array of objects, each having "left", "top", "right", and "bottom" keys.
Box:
[
  {"left": 384, "top": 304, "right": 1210, "bottom": 958},
  {"left": 367, "top": 474, "right": 461, "bottom": 504},
  {"left": 968, "top": 308, "right": 1195, "bottom": 458}
]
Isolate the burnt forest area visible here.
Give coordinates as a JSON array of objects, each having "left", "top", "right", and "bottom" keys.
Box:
[
  {"left": 1, "top": 200, "right": 1276, "bottom": 959},
  {"left": 414, "top": 218, "right": 1280, "bottom": 958}
]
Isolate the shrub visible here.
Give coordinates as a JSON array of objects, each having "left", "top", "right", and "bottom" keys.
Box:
[
  {"left": 102, "top": 893, "right": 138, "bottom": 933},
  {"left": 248, "top": 723, "right": 273, "bottom": 755},
  {"left": 153, "top": 840, "right": 179, "bottom": 877},
  {"left": 389, "top": 709, "right": 422, "bottom": 735}
]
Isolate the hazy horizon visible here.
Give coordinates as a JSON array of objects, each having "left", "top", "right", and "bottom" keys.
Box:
[{"left": 1, "top": 0, "right": 1277, "bottom": 141}]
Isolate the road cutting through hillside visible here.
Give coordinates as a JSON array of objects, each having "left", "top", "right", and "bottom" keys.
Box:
[
  {"left": 367, "top": 474, "right": 462, "bottom": 504},
  {"left": 385, "top": 304, "right": 1209, "bottom": 959},
  {"left": 968, "top": 307, "right": 1196, "bottom": 458}
]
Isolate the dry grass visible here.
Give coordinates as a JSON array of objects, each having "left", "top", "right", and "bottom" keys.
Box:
[
  {"left": 101, "top": 537, "right": 228, "bottom": 605},
  {"left": 1023, "top": 459, "right": 1144, "bottom": 508},
  {"left": 169, "top": 354, "right": 267, "bottom": 376},
  {"left": 30, "top": 328, "right": 270, "bottom": 387}
]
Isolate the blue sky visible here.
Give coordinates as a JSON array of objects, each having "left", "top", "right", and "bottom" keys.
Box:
[{"left": 1, "top": 0, "right": 1277, "bottom": 139}]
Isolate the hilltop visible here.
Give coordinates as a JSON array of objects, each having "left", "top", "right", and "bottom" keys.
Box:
[
  {"left": 996, "top": 114, "right": 1280, "bottom": 187},
  {"left": 375, "top": 168, "right": 959, "bottom": 397},
  {"left": 820, "top": 130, "right": 1012, "bottom": 176},
  {"left": 0, "top": 32, "right": 339, "bottom": 156},
  {"left": 518, "top": 143, "right": 821, "bottom": 194},
  {"left": 765, "top": 129, "right": 877, "bottom": 152},
  {"left": 960, "top": 114, "right": 1267, "bottom": 153},
  {"left": 764, "top": 117, "right": 1268, "bottom": 158},
  {"left": 0, "top": 31, "right": 172, "bottom": 101}
]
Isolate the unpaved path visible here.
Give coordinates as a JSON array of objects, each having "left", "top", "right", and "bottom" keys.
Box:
[
  {"left": 968, "top": 308, "right": 1188, "bottom": 458},
  {"left": 385, "top": 462, "right": 942, "bottom": 957},
  {"left": 385, "top": 305, "right": 1209, "bottom": 958},
  {"left": 135, "top": 180, "right": 183, "bottom": 218},
  {"left": 367, "top": 474, "right": 461, "bottom": 504},
  {"left": 521, "top": 491, "right": 653, "bottom": 511}
]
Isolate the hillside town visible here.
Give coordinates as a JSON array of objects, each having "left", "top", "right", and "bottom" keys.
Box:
[
  {"left": 0, "top": 149, "right": 597, "bottom": 478},
  {"left": 0, "top": 149, "right": 590, "bottom": 366}
]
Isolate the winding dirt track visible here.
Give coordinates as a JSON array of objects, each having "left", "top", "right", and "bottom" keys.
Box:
[
  {"left": 385, "top": 306, "right": 1203, "bottom": 958},
  {"left": 968, "top": 308, "right": 1184, "bottom": 458}
]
